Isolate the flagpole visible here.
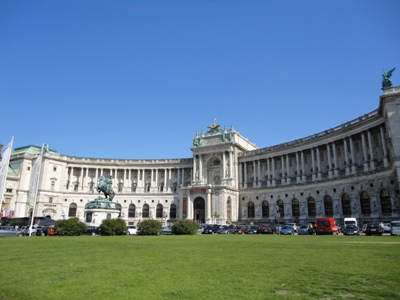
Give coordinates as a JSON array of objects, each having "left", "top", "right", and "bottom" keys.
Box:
[
  {"left": 29, "top": 144, "right": 44, "bottom": 236},
  {"left": 0, "top": 137, "right": 14, "bottom": 219}
]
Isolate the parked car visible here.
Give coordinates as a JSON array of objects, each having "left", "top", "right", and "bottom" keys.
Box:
[
  {"left": 162, "top": 226, "right": 172, "bottom": 235},
  {"left": 234, "top": 225, "right": 249, "bottom": 234},
  {"left": 197, "top": 226, "right": 204, "bottom": 234},
  {"left": 257, "top": 224, "right": 275, "bottom": 234},
  {"left": 42, "top": 226, "right": 56, "bottom": 236},
  {"left": 246, "top": 225, "right": 261, "bottom": 234},
  {"left": 342, "top": 225, "right": 360, "bottom": 236},
  {"left": 316, "top": 218, "right": 339, "bottom": 235},
  {"left": 0, "top": 226, "right": 23, "bottom": 237},
  {"left": 36, "top": 226, "right": 46, "bottom": 236},
  {"left": 202, "top": 224, "right": 220, "bottom": 234},
  {"left": 365, "top": 224, "right": 383, "bottom": 236},
  {"left": 127, "top": 225, "right": 137, "bottom": 235},
  {"left": 390, "top": 221, "right": 400, "bottom": 236},
  {"left": 298, "top": 225, "right": 309, "bottom": 235},
  {"left": 286, "top": 223, "right": 298, "bottom": 233},
  {"left": 383, "top": 223, "right": 391, "bottom": 233},
  {"left": 280, "top": 225, "right": 295, "bottom": 235},
  {"left": 86, "top": 226, "right": 100, "bottom": 235},
  {"left": 22, "top": 225, "right": 38, "bottom": 236},
  {"left": 217, "top": 225, "right": 232, "bottom": 234}
]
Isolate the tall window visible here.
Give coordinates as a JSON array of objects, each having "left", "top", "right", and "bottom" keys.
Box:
[
  {"left": 170, "top": 204, "right": 177, "bottom": 219},
  {"left": 342, "top": 194, "right": 351, "bottom": 216},
  {"left": 118, "top": 183, "right": 123, "bottom": 192},
  {"left": 89, "top": 183, "right": 94, "bottom": 192},
  {"left": 380, "top": 189, "right": 392, "bottom": 214},
  {"left": 292, "top": 199, "right": 300, "bottom": 217},
  {"left": 51, "top": 181, "right": 55, "bottom": 191},
  {"left": 277, "top": 200, "right": 284, "bottom": 218},
  {"left": 308, "top": 197, "right": 316, "bottom": 217},
  {"left": 360, "top": 191, "right": 371, "bottom": 215},
  {"left": 248, "top": 201, "right": 255, "bottom": 218},
  {"left": 116, "top": 203, "right": 122, "bottom": 217},
  {"left": 262, "top": 200, "right": 269, "bottom": 218},
  {"left": 156, "top": 204, "right": 163, "bottom": 218},
  {"left": 128, "top": 204, "right": 136, "bottom": 218},
  {"left": 142, "top": 204, "right": 150, "bottom": 218},
  {"left": 324, "top": 195, "right": 333, "bottom": 217},
  {"left": 68, "top": 203, "right": 77, "bottom": 217}
]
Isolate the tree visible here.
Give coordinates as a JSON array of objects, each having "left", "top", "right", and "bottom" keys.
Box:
[
  {"left": 55, "top": 218, "right": 86, "bottom": 236},
  {"left": 138, "top": 220, "right": 162, "bottom": 236},
  {"left": 99, "top": 218, "right": 128, "bottom": 236},
  {"left": 171, "top": 220, "right": 199, "bottom": 235}
]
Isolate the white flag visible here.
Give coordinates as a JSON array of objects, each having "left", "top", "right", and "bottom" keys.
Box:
[
  {"left": 0, "top": 138, "right": 13, "bottom": 208},
  {"left": 28, "top": 147, "right": 43, "bottom": 206}
]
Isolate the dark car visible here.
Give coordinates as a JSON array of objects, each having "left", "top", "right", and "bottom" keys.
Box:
[
  {"left": 202, "top": 224, "right": 220, "bottom": 234},
  {"left": 365, "top": 224, "right": 383, "bottom": 236},
  {"left": 217, "top": 225, "right": 232, "bottom": 234},
  {"left": 246, "top": 225, "right": 261, "bottom": 234},
  {"left": 258, "top": 224, "right": 275, "bottom": 234},
  {"left": 298, "top": 225, "right": 309, "bottom": 235},
  {"left": 86, "top": 226, "right": 100, "bottom": 235},
  {"left": 36, "top": 226, "right": 46, "bottom": 236},
  {"left": 342, "top": 225, "right": 360, "bottom": 236}
]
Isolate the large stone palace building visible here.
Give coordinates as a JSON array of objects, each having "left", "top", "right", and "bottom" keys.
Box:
[{"left": 1, "top": 86, "right": 400, "bottom": 226}]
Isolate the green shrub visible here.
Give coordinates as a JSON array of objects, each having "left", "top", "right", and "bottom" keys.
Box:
[
  {"left": 171, "top": 220, "right": 199, "bottom": 235},
  {"left": 99, "top": 218, "right": 128, "bottom": 236},
  {"left": 138, "top": 220, "right": 162, "bottom": 236},
  {"left": 55, "top": 218, "right": 86, "bottom": 236}
]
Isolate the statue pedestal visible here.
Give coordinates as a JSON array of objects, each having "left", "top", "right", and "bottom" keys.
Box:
[{"left": 84, "top": 197, "right": 120, "bottom": 227}]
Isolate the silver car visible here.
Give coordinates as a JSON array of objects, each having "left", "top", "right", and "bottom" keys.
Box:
[{"left": 0, "top": 226, "right": 23, "bottom": 237}]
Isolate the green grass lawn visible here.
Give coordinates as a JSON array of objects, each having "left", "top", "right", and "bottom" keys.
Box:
[{"left": 1, "top": 234, "right": 399, "bottom": 300}]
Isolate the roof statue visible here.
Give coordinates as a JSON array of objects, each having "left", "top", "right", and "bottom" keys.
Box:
[
  {"left": 382, "top": 67, "right": 396, "bottom": 89},
  {"left": 207, "top": 117, "right": 220, "bottom": 132}
]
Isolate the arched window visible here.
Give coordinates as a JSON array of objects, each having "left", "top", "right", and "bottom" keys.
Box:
[
  {"left": 68, "top": 203, "right": 77, "bottom": 217},
  {"left": 342, "top": 194, "right": 351, "bottom": 216},
  {"left": 128, "top": 204, "right": 136, "bottom": 218},
  {"left": 116, "top": 203, "right": 122, "bottom": 217},
  {"left": 262, "top": 200, "right": 269, "bottom": 218},
  {"left": 360, "top": 191, "right": 371, "bottom": 215},
  {"left": 169, "top": 204, "right": 177, "bottom": 219},
  {"left": 380, "top": 189, "right": 392, "bottom": 214},
  {"left": 308, "top": 197, "right": 316, "bottom": 217},
  {"left": 248, "top": 201, "right": 255, "bottom": 218},
  {"left": 324, "top": 195, "right": 333, "bottom": 217},
  {"left": 292, "top": 199, "right": 300, "bottom": 217},
  {"left": 156, "top": 204, "right": 163, "bottom": 218},
  {"left": 142, "top": 204, "right": 150, "bottom": 218},
  {"left": 277, "top": 200, "right": 284, "bottom": 218}
]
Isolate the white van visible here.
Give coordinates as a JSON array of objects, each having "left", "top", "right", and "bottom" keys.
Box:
[
  {"left": 344, "top": 218, "right": 358, "bottom": 228},
  {"left": 390, "top": 221, "right": 400, "bottom": 236}
]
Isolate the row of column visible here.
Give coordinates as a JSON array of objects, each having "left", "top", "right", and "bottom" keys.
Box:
[
  {"left": 67, "top": 166, "right": 190, "bottom": 192},
  {"left": 240, "top": 126, "right": 388, "bottom": 187}
]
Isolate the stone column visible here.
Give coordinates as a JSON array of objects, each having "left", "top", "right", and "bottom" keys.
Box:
[
  {"left": 367, "top": 130, "right": 375, "bottom": 170},
  {"left": 257, "top": 160, "right": 261, "bottom": 187},
  {"left": 349, "top": 137, "right": 356, "bottom": 174},
  {"left": 311, "top": 148, "right": 316, "bottom": 181},
  {"left": 380, "top": 126, "right": 388, "bottom": 167},
  {"left": 244, "top": 162, "right": 248, "bottom": 188},
  {"left": 266, "top": 158, "right": 271, "bottom": 187},
  {"left": 296, "top": 152, "right": 300, "bottom": 182},
  {"left": 286, "top": 155, "right": 290, "bottom": 184},
  {"left": 332, "top": 142, "right": 338, "bottom": 177},
  {"left": 361, "top": 132, "right": 368, "bottom": 171},
  {"left": 327, "top": 144, "right": 332, "bottom": 178},
  {"left": 316, "top": 147, "right": 322, "bottom": 180},
  {"left": 344, "top": 138, "right": 350, "bottom": 175}
]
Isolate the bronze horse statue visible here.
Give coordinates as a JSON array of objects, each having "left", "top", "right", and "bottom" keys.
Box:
[{"left": 95, "top": 175, "right": 115, "bottom": 201}]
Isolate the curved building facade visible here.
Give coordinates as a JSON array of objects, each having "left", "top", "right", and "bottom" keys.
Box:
[{"left": 1, "top": 87, "right": 400, "bottom": 226}]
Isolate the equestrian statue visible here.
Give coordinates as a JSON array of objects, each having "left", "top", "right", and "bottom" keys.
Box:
[{"left": 95, "top": 175, "right": 115, "bottom": 201}]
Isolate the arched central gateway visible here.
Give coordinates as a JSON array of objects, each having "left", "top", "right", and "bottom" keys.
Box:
[{"left": 193, "top": 197, "right": 205, "bottom": 223}]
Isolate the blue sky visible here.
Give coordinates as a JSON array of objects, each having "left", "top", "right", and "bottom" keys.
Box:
[{"left": 1, "top": 0, "right": 399, "bottom": 159}]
